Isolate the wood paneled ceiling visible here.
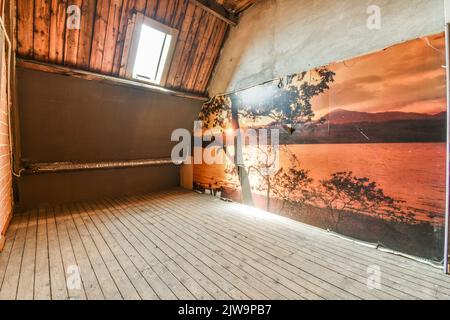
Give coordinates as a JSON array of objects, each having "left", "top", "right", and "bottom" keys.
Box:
[{"left": 16, "top": 0, "right": 230, "bottom": 94}]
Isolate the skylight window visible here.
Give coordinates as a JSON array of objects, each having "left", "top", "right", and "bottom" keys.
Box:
[{"left": 126, "top": 15, "right": 178, "bottom": 86}]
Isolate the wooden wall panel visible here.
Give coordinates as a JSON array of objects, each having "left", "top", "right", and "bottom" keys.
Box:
[
  {"left": 112, "top": 0, "right": 136, "bottom": 74},
  {"left": 77, "top": 0, "right": 96, "bottom": 68},
  {"left": 101, "top": 0, "right": 123, "bottom": 73},
  {"left": 165, "top": 1, "right": 194, "bottom": 87},
  {"left": 17, "top": 0, "right": 35, "bottom": 57},
  {"left": 16, "top": 0, "right": 230, "bottom": 94},
  {"left": 172, "top": 0, "right": 188, "bottom": 28},
  {"left": 171, "top": 6, "right": 203, "bottom": 88},
  {"left": 64, "top": 0, "right": 82, "bottom": 66},
  {"left": 49, "top": 0, "right": 67, "bottom": 63},
  {"left": 145, "top": 0, "right": 158, "bottom": 17},
  {"left": 89, "top": 0, "right": 109, "bottom": 71},
  {"left": 192, "top": 17, "right": 225, "bottom": 92},
  {"left": 181, "top": 11, "right": 212, "bottom": 90},
  {"left": 33, "top": 0, "right": 51, "bottom": 61}
]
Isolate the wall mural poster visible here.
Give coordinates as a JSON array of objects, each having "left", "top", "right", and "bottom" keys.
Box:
[{"left": 194, "top": 33, "right": 447, "bottom": 261}]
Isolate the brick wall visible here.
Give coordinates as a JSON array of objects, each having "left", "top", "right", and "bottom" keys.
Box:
[{"left": 0, "top": 25, "right": 13, "bottom": 250}]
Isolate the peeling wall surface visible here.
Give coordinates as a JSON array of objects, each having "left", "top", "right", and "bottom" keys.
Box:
[{"left": 208, "top": 0, "right": 445, "bottom": 95}]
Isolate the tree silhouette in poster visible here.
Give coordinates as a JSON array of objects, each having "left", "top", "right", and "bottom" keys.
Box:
[
  {"left": 314, "top": 172, "right": 416, "bottom": 232},
  {"left": 200, "top": 68, "right": 336, "bottom": 204}
]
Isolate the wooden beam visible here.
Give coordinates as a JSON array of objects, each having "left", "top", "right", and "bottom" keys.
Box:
[
  {"left": 189, "top": 0, "right": 237, "bottom": 26},
  {"left": 17, "top": 58, "right": 209, "bottom": 101}
]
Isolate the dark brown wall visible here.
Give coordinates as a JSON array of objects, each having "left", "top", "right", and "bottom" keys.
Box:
[
  {"left": 18, "top": 166, "right": 180, "bottom": 209},
  {"left": 16, "top": 67, "right": 202, "bottom": 209}
]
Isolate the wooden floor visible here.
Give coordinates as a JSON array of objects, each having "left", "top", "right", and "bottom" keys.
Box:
[{"left": 0, "top": 189, "right": 449, "bottom": 300}]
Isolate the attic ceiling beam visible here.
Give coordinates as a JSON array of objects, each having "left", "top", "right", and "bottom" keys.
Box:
[
  {"left": 190, "top": 0, "right": 238, "bottom": 26},
  {"left": 17, "top": 58, "right": 209, "bottom": 101}
]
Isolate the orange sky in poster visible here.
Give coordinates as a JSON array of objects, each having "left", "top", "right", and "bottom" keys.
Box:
[{"left": 312, "top": 33, "right": 446, "bottom": 119}]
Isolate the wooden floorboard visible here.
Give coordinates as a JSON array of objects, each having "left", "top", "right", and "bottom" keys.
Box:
[
  {"left": 59, "top": 204, "right": 104, "bottom": 300},
  {"left": 47, "top": 206, "right": 69, "bottom": 300},
  {"left": 148, "top": 193, "right": 395, "bottom": 299},
  {"left": 0, "top": 188, "right": 449, "bottom": 300},
  {"left": 0, "top": 214, "right": 20, "bottom": 296},
  {"left": 16, "top": 209, "right": 38, "bottom": 300},
  {"left": 54, "top": 205, "right": 87, "bottom": 300},
  {"left": 0, "top": 213, "right": 29, "bottom": 300},
  {"left": 109, "top": 197, "right": 274, "bottom": 300},
  {"left": 152, "top": 192, "right": 438, "bottom": 299},
  {"left": 158, "top": 191, "right": 450, "bottom": 296}
]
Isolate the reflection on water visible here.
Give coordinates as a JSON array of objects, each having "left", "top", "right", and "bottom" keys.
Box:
[{"left": 284, "top": 143, "right": 446, "bottom": 221}]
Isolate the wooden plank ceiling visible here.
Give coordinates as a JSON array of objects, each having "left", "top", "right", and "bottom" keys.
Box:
[{"left": 16, "top": 0, "right": 230, "bottom": 94}]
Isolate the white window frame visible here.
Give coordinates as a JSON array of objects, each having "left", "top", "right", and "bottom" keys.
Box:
[{"left": 126, "top": 15, "right": 179, "bottom": 86}]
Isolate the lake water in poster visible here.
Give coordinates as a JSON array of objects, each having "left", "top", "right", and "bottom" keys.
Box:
[{"left": 283, "top": 143, "right": 446, "bottom": 223}]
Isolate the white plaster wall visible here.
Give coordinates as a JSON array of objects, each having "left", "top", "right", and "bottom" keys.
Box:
[{"left": 208, "top": 0, "right": 445, "bottom": 96}]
